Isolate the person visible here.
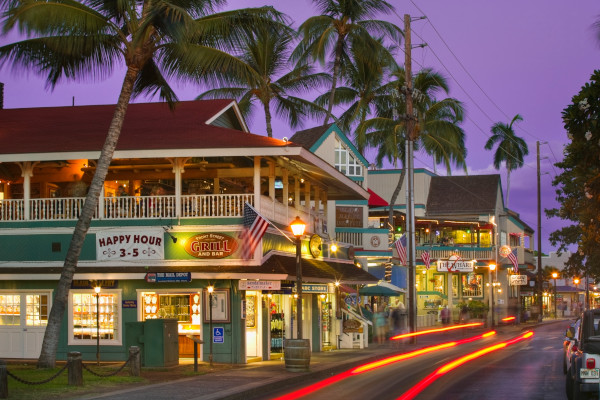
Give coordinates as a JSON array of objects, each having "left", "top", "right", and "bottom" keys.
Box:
[
  {"left": 440, "top": 305, "right": 450, "bottom": 325},
  {"left": 117, "top": 185, "right": 128, "bottom": 196},
  {"left": 373, "top": 310, "right": 387, "bottom": 345},
  {"left": 459, "top": 305, "right": 470, "bottom": 323}
]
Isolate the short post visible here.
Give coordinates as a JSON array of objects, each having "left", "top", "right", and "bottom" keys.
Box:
[
  {"left": 0, "top": 360, "right": 8, "bottom": 399},
  {"left": 129, "top": 346, "right": 141, "bottom": 377},
  {"left": 67, "top": 351, "right": 83, "bottom": 386}
]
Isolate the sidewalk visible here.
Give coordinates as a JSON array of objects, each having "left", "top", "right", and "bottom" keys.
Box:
[{"left": 80, "top": 319, "right": 570, "bottom": 400}]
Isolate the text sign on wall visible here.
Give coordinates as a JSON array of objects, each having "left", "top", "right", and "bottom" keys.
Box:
[
  {"left": 96, "top": 229, "right": 164, "bottom": 261},
  {"left": 238, "top": 281, "right": 281, "bottom": 290},
  {"left": 336, "top": 206, "right": 363, "bottom": 227},
  {"left": 294, "top": 284, "right": 328, "bottom": 293},
  {"left": 184, "top": 233, "right": 238, "bottom": 259},
  {"left": 510, "top": 275, "right": 528, "bottom": 286},
  {"left": 145, "top": 272, "right": 192, "bottom": 283},
  {"left": 436, "top": 260, "right": 474, "bottom": 272}
]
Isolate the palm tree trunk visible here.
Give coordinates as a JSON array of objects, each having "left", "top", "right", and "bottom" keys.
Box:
[
  {"left": 506, "top": 168, "right": 511, "bottom": 208},
  {"left": 264, "top": 100, "right": 273, "bottom": 138},
  {"left": 388, "top": 168, "right": 406, "bottom": 234},
  {"left": 324, "top": 35, "right": 344, "bottom": 125},
  {"left": 37, "top": 66, "right": 139, "bottom": 368}
]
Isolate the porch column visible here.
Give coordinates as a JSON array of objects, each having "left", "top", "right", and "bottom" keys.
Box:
[
  {"left": 313, "top": 186, "right": 320, "bottom": 234},
  {"left": 294, "top": 176, "right": 301, "bottom": 213},
  {"left": 253, "top": 156, "right": 261, "bottom": 210},
  {"left": 172, "top": 158, "right": 186, "bottom": 218},
  {"left": 303, "top": 181, "right": 311, "bottom": 214},
  {"left": 19, "top": 162, "right": 35, "bottom": 220},
  {"left": 268, "top": 161, "right": 275, "bottom": 200},
  {"left": 282, "top": 169, "right": 289, "bottom": 221}
]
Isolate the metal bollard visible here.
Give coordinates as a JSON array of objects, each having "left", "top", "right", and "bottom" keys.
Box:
[
  {"left": 129, "top": 346, "right": 141, "bottom": 377},
  {"left": 67, "top": 351, "right": 83, "bottom": 386},
  {"left": 0, "top": 360, "right": 7, "bottom": 399}
]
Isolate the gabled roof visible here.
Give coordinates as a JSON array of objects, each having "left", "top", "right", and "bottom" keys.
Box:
[
  {"left": 426, "top": 175, "right": 501, "bottom": 215},
  {"left": 290, "top": 123, "right": 369, "bottom": 167}
]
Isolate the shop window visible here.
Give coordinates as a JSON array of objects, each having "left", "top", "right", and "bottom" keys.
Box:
[
  {"left": 0, "top": 294, "right": 20, "bottom": 326},
  {"left": 462, "top": 273, "right": 483, "bottom": 297},
  {"left": 70, "top": 291, "right": 121, "bottom": 345},
  {"left": 432, "top": 274, "right": 445, "bottom": 294},
  {"left": 479, "top": 230, "right": 492, "bottom": 247},
  {"left": 26, "top": 295, "right": 48, "bottom": 326}
]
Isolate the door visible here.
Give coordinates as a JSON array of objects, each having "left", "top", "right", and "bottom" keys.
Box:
[{"left": 0, "top": 292, "right": 50, "bottom": 358}]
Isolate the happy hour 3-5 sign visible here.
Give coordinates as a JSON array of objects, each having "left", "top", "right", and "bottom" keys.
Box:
[{"left": 96, "top": 229, "right": 164, "bottom": 260}]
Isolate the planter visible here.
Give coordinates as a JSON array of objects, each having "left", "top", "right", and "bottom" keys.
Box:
[{"left": 284, "top": 339, "right": 311, "bottom": 372}]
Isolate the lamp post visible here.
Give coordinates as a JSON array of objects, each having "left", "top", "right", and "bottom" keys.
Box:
[
  {"left": 552, "top": 272, "right": 558, "bottom": 319},
  {"left": 489, "top": 264, "right": 496, "bottom": 327},
  {"left": 94, "top": 285, "right": 101, "bottom": 366},
  {"left": 290, "top": 216, "right": 307, "bottom": 339},
  {"left": 207, "top": 285, "right": 214, "bottom": 367}
]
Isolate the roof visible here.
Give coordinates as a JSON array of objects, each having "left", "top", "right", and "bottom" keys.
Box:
[
  {"left": 426, "top": 175, "right": 501, "bottom": 215},
  {"left": 368, "top": 188, "right": 389, "bottom": 207},
  {"left": 289, "top": 124, "right": 332, "bottom": 150}
]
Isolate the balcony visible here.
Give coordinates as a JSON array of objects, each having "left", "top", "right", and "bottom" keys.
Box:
[{"left": 0, "top": 194, "right": 321, "bottom": 233}]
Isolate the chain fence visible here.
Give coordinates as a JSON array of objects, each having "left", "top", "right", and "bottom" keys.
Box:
[
  {"left": 81, "top": 353, "right": 134, "bottom": 377},
  {"left": 6, "top": 362, "right": 68, "bottom": 385}
]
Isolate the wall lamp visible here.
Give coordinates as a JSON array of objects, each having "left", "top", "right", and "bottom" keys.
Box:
[{"left": 163, "top": 226, "right": 177, "bottom": 244}]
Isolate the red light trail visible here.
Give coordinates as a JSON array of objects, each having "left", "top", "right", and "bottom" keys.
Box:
[
  {"left": 390, "top": 322, "right": 484, "bottom": 340},
  {"left": 397, "top": 331, "right": 534, "bottom": 400}
]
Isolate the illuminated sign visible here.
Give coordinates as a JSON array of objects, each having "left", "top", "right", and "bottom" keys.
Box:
[
  {"left": 184, "top": 233, "right": 238, "bottom": 259},
  {"left": 437, "top": 255, "right": 474, "bottom": 272},
  {"left": 238, "top": 281, "right": 281, "bottom": 290},
  {"left": 96, "top": 229, "right": 164, "bottom": 260}
]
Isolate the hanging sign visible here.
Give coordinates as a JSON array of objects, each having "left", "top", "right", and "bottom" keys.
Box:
[
  {"left": 96, "top": 229, "right": 164, "bottom": 261},
  {"left": 510, "top": 275, "right": 528, "bottom": 285}
]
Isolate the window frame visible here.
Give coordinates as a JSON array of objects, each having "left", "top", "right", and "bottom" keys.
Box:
[
  {"left": 68, "top": 289, "right": 122, "bottom": 346},
  {"left": 0, "top": 290, "right": 52, "bottom": 328}
]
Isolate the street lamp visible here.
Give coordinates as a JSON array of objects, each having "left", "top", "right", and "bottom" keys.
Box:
[
  {"left": 94, "top": 285, "right": 101, "bottom": 366},
  {"left": 489, "top": 264, "right": 496, "bottom": 327},
  {"left": 207, "top": 285, "right": 214, "bottom": 367},
  {"left": 290, "top": 216, "right": 306, "bottom": 339},
  {"left": 552, "top": 272, "right": 558, "bottom": 319}
]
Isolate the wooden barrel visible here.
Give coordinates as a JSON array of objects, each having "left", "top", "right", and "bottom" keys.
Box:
[{"left": 284, "top": 339, "right": 311, "bottom": 372}]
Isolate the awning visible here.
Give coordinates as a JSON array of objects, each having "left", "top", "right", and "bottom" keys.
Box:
[
  {"left": 368, "top": 188, "right": 389, "bottom": 207},
  {"left": 359, "top": 281, "right": 405, "bottom": 296}
]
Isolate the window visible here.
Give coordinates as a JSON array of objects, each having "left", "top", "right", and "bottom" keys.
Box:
[
  {"left": 69, "top": 290, "right": 121, "bottom": 345},
  {"left": 26, "top": 295, "right": 48, "bottom": 326},
  {"left": 461, "top": 273, "right": 483, "bottom": 297},
  {"left": 0, "top": 294, "right": 20, "bottom": 326},
  {"left": 334, "top": 139, "right": 362, "bottom": 177},
  {"left": 0, "top": 292, "right": 50, "bottom": 327}
]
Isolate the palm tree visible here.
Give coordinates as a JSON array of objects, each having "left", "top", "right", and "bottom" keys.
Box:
[
  {"left": 314, "top": 39, "right": 397, "bottom": 153},
  {"left": 484, "top": 114, "right": 528, "bottom": 208},
  {"left": 293, "top": 0, "right": 402, "bottom": 124},
  {"left": 197, "top": 24, "right": 330, "bottom": 137},
  {"left": 0, "top": 0, "right": 283, "bottom": 368},
  {"left": 363, "top": 68, "right": 467, "bottom": 226}
]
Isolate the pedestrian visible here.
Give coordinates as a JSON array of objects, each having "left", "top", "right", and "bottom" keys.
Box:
[
  {"left": 459, "top": 305, "right": 469, "bottom": 323},
  {"left": 441, "top": 305, "right": 450, "bottom": 325},
  {"left": 373, "top": 310, "right": 387, "bottom": 345}
]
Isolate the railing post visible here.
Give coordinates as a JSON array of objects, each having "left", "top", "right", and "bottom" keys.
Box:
[
  {"left": 67, "top": 351, "right": 83, "bottom": 386},
  {"left": 129, "top": 346, "right": 141, "bottom": 377},
  {"left": 0, "top": 360, "right": 7, "bottom": 399}
]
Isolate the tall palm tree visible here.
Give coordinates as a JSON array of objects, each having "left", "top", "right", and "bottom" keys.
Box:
[
  {"left": 314, "top": 39, "right": 397, "bottom": 153},
  {"left": 362, "top": 68, "right": 467, "bottom": 226},
  {"left": 197, "top": 24, "right": 330, "bottom": 137},
  {"left": 0, "top": 0, "right": 282, "bottom": 368},
  {"left": 484, "top": 114, "right": 528, "bottom": 208},
  {"left": 292, "top": 0, "right": 402, "bottom": 124}
]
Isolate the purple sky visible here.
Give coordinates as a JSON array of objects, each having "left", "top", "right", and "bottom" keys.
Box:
[{"left": 1, "top": 0, "right": 599, "bottom": 254}]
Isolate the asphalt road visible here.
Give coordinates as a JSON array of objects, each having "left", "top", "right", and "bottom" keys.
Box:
[{"left": 266, "top": 322, "right": 568, "bottom": 400}]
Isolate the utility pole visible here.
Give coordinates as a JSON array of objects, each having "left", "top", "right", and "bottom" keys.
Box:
[
  {"left": 404, "top": 14, "right": 417, "bottom": 338},
  {"left": 536, "top": 141, "right": 543, "bottom": 322}
]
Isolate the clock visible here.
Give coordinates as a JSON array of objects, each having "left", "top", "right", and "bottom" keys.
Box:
[{"left": 309, "top": 234, "right": 322, "bottom": 258}]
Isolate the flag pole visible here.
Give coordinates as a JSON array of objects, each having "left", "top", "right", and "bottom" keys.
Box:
[{"left": 244, "top": 202, "right": 294, "bottom": 243}]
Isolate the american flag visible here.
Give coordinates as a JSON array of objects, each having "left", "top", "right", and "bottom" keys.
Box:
[
  {"left": 422, "top": 250, "right": 431, "bottom": 270},
  {"left": 507, "top": 248, "right": 519, "bottom": 272},
  {"left": 241, "top": 203, "right": 270, "bottom": 260},
  {"left": 395, "top": 234, "right": 407, "bottom": 266}
]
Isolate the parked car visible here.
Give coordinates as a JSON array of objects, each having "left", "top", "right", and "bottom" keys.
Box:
[
  {"left": 566, "top": 310, "right": 600, "bottom": 400},
  {"left": 564, "top": 318, "right": 581, "bottom": 374}
]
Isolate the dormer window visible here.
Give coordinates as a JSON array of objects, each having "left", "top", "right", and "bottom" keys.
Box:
[{"left": 335, "top": 139, "right": 362, "bottom": 177}]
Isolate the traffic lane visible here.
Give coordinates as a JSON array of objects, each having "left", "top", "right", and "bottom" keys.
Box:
[
  {"left": 416, "top": 323, "right": 565, "bottom": 400},
  {"left": 265, "top": 333, "right": 507, "bottom": 400}
]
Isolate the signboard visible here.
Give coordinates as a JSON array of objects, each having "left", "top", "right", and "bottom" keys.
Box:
[
  {"left": 213, "top": 327, "right": 224, "bottom": 343},
  {"left": 145, "top": 272, "right": 192, "bottom": 283},
  {"left": 72, "top": 280, "right": 118, "bottom": 289},
  {"left": 510, "top": 275, "right": 528, "bottom": 286},
  {"left": 122, "top": 300, "right": 137, "bottom": 308},
  {"left": 336, "top": 206, "right": 363, "bottom": 227},
  {"left": 437, "top": 256, "right": 474, "bottom": 272},
  {"left": 96, "top": 229, "right": 164, "bottom": 261},
  {"left": 499, "top": 245, "right": 512, "bottom": 258},
  {"left": 184, "top": 233, "right": 238, "bottom": 259},
  {"left": 293, "top": 284, "right": 328, "bottom": 293},
  {"left": 238, "top": 280, "right": 281, "bottom": 291}
]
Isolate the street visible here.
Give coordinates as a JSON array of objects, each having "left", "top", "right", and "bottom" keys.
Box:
[{"left": 266, "top": 322, "right": 568, "bottom": 400}]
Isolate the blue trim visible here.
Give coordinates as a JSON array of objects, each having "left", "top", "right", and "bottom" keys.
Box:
[
  {"left": 356, "top": 251, "right": 393, "bottom": 257},
  {"left": 336, "top": 200, "right": 368, "bottom": 205},
  {"left": 349, "top": 176, "right": 364, "bottom": 181},
  {"left": 309, "top": 124, "right": 369, "bottom": 167},
  {"left": 336, "top": 227, "right": 388, "bottom": 234},
  {"left": 368, "top": 168, "right": 437, "bottom": 177}
]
